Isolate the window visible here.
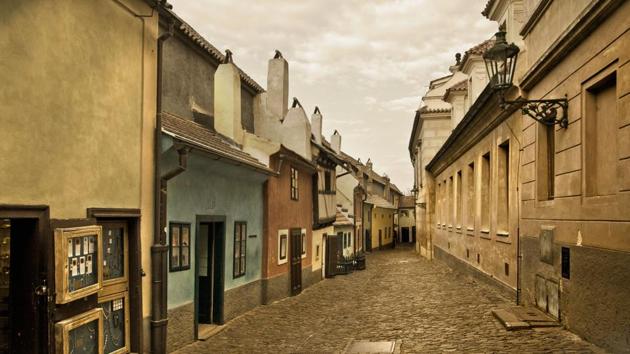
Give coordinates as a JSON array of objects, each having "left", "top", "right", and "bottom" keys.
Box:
[
  {"left": 448, "top": 176, "right": 453, "bottom": 227},
  {"left": 324, "top": 170, "right": 332, "bottom": 192},
  {"left": 315, "top": 244, "right": 320, "bottom": 260},
  {"left": 481, "top": 152, "right": 491, "bottom": 232},
  {"left": 466, "top": 162, "right": 475, "bottom": 230},
  {"left": 169, "top": 223, "right": 191, "bottom": 272},
  {"left": 278, "top": 230, "right": 288, "bottom": 265},
  {"left": 290, "top": 167, "right": 299, "bottom": 200},
  {"left": 456, "top": 170, "right": 462, "bottom": 228},
  {"left": 233, "top": 222, "right": 247, "bottom": 278},
  {"left": 301, "top": 229, "right": 306, "bottom": 258},
  {"left": 498, "top": 141, "right": 510, "bottom": 234},
  {"left": 537, "top": 124, "right": 555, "bottom": 201},
  {"left": 585, "top": 71, "right": 618, "bottom": 196}
]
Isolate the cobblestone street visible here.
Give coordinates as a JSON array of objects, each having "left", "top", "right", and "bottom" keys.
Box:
[{"left": 174, "top": 246, "right": 603, "bottom": 353}]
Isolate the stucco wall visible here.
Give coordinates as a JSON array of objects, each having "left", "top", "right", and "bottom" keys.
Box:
[
  {"left": 0, "top": 0, "right": 156, "bottom": 219},
  {"left": 432, "top": 111, "right": 521, "bottom": 291},
  {"left": 519, "top": 3, "right": 630, "bottom": 351},
  {"left": 263, "top": 155, "right": 313, "bottom": 279},
  {"left": 370, "top": 207, "right": 395, "bottom": 249},
  {"left": 163, "top": 148, "right": 267, "bottom": 309}
]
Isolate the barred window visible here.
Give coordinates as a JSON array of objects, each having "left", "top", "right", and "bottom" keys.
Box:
[{"left": 233, "top": 222, "right": 247, "bottom": 278}]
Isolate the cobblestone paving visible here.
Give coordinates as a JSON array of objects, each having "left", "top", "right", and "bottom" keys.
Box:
[{"left": 174, "top": 246, "right": 604, "bottom": 353}]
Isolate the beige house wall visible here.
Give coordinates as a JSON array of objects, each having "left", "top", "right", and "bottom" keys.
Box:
[
  {"left": 432, "top": 111, "right": 521, "bottom": 291},
  {"left": 519, "top": 2, "right": 630, "bottom": 351},
  {"left": 0, "top": 0, "right": 157, "bottom": 323}
]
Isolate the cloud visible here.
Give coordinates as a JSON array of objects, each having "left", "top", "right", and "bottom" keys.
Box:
[{"left": 169, "top": 0, "right": 497, "bottom": 191}]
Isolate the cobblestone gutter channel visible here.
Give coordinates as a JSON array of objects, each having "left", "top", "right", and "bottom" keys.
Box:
[{"left": 174, "top": 246, "right": 605, "bottom": 353}]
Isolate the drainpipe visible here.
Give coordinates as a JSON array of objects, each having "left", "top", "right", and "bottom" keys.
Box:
[{"left": 151, "top": 13, "right": 174, "bottom": 354}]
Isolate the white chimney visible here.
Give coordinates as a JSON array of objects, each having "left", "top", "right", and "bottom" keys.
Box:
[
  {"left": 311, "top": 106, "right": 322, "bottom": 145},
  {"left": 281, "top": 98, "right": 311, "bottom": 160},
  {"left": 267, "top": 50, "right": 289, "bottom": 120},
  {"left": 331, "top": 130, "right": 341, "bottom": 154},
  {"left": 214, "top": 50, "right": 243, "bottom": 143}
]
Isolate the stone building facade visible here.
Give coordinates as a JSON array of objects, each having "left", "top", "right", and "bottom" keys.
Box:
[{"left": 411, "top": 0, "right": 630, "bottom": 351}]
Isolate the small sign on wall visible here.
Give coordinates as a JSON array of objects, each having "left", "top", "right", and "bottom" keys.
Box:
[{"left": 55, "top": 226, "right": 103, "bottom": 304}]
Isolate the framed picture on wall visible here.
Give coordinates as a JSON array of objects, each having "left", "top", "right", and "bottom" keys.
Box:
[
  {"left": 55, "top": 226, "right": 103, "bottom": 304},
  {"left": 98, "top": 291, "right": 130, "bottom": 354},
  {"left": 278, "top": 231, "right": 288, "bottom": 265}
]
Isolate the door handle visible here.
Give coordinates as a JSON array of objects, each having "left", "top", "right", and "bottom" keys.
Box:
[{"left": 35, "top": 282, "right": 48, "bottom": 296}]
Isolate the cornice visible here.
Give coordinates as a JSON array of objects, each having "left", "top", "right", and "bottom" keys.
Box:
[
  {"left": 520, "top": 0, "right": 625, "bottom": 91},
  {"left": 519, "top": 0, "right": 553, "bottom": 38}
]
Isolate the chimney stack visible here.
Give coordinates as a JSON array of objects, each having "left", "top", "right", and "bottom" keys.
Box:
[
  {"left": 311, "top": 107, "right": 322, "bottom": 145},
  {"left": 267, "top": 50, "right": 289, "bottom": 120},
  {"left": 331, "top": 130, "right": 341, "bottom": 154},
  {"left": 214, "top": 49, "right": 243, "bottom": 143},
  {"left": 366, "top": 158, "right": 373, "bottom": 171}
]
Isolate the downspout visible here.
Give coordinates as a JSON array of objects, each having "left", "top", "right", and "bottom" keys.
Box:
[{"left": 151, "top": 14, "right": 174, "bottom": 354}]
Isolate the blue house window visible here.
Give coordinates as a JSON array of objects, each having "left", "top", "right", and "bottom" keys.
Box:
[
  {"left": 233, "top": 222, "right": 247, "bottom": 278},
  {"left": 169, "top": 222, "right": 190, "bottom": 272}
]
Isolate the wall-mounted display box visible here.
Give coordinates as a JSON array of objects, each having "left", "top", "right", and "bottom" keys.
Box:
[
  {"left": 55, "top": 225, "right": 103, "bottom": 304},
  {"left": 55, "top": 308, "right": 104, "bottom": 354},
  {"left": 98, "top": 291, "right": 130, "bottom": 354}
]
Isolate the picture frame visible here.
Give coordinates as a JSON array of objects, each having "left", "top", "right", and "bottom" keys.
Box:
[
  {"left": 55, "top": 225, "right": 103, "bottom": 304},
  {"left": 54, "top": 308, "right": 104, "bottom": 354}
]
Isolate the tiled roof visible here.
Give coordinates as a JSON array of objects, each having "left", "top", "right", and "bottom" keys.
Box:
[
  {"left": 443, "top": 80, "right": 468, "bottom": 100},
  {"left": 172, "top": 14, "right": 265, "bottom": 93},
  {"left": 334, "top": 207, "right": 353, "bottom": 226},
  {"left": 399, "top": 195, "right": 415, "bottom": 208},
  {"left": 460, "top": 39, "right": 494, "bottom": 68},
  {"left": 365, "top": 195, "right": 396, "bottom": 210},
  {"left": 482, "top": 0, "right": 496, "bottom": 17},
  {"left": 419, "top": 106, "right": 451, "bottom": 114},
  {"left": 161, "top": 112, "right": 272, "bottom": 172}
]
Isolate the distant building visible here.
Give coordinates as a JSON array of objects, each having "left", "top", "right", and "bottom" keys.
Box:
[{"left": 397, "top": 195, "right": 416, "bottom": 244}]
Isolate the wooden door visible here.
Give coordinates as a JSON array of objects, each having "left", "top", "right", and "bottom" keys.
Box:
[
  {"left": 290, "top": 229, "right": 302, "bottom": 296},
  {"left": 197, "top": 223, "right": 212, "bottom": 324},
  {"left": 325, "top": 234, "right": 339, "bottom": 278},
  {"left": 98, "top": 221, "right": 130, "bottom": 354},
  {"left": 2, "top": 218, "right": 45, "bottom": 354}
]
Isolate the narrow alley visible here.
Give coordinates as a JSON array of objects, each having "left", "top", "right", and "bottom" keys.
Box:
[{"left": 175, "top": 246, "right": 600, "bottom": 353}]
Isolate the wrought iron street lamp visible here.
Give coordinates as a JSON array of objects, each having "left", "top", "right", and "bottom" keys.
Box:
[{"left": 483, "top": 30, "right": 568, "bottom": 128}]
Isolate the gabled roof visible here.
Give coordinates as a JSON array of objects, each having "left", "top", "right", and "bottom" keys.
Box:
[
  {"left": 161, "top": 112, "right": 273, "bottom": 174},
  {"left": 162, "top": 8, "right": 265, "bottom": 94},
  {"left": 365, "top": 195, "right": 396, "bottom": 210},
  {"left": 399, "top": 195, "right": 415, "bottom": 208},
  {"left": 443, "top": 79, "right": 468, "bottom": 101},
  {"left": 459, "top": 39, "right": 494, "bottom": 70}
]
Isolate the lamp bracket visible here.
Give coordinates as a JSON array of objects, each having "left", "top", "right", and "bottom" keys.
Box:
[{"left": 501, "top": 95, "right": 568, "bottom": 128}]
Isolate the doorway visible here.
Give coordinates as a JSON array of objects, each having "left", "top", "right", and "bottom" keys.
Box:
[
  {"left": 196, "top": 219, "right": 225, "bottom": 337},
  {"left": 365, "top": 230, "right": 371, "bottom": 252},
  {"left": 290, "top": 228, "right": 302, "bottom": 296},
  {"left": 378, "top": 229, "right": 382, "bottom": 250},
  {"left": 402, "top": 227, "right": 410, "bottom": 243},
  {"left": 0, "top": 207, "right": 50, "bottom": 354}
]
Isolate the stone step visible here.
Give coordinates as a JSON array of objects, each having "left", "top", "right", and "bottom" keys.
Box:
[{"left": 492, "top": 309, "right": 531, "bottom": 330}]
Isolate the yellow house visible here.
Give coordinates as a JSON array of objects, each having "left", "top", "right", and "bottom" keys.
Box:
[
  {"left": 0, "top": 1, "right": 157, "bottom": 352},
  {"left": 367, "top": 198, "right": 397, "bottom": 250}
]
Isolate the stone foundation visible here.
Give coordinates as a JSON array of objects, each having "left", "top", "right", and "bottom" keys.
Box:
[
  {"left": 166, "top": 302, "right": 195, "bottom": 353},
  {"left": 302, "top": 266, "right": 321, "bottom": 289},
  {"left": 521, "top": 236, "right": 630, "bottom": 353},
  {"left": 261, "top": 273, "right": 290, "bottom": 304},
  {"left": 434, "top": 245, "right": 516, "bottom": 301},
  {"left": 224, "top": 279, "right": 263, "bottom": 322}
]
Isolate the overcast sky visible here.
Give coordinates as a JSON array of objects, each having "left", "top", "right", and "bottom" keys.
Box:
[{"left": 170, "top": 0, "right": 497, "bottom": 193}]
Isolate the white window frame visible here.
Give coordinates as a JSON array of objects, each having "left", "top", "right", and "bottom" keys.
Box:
[{"left": 277, "top": 229, "right": 288, "bottom": 265}]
